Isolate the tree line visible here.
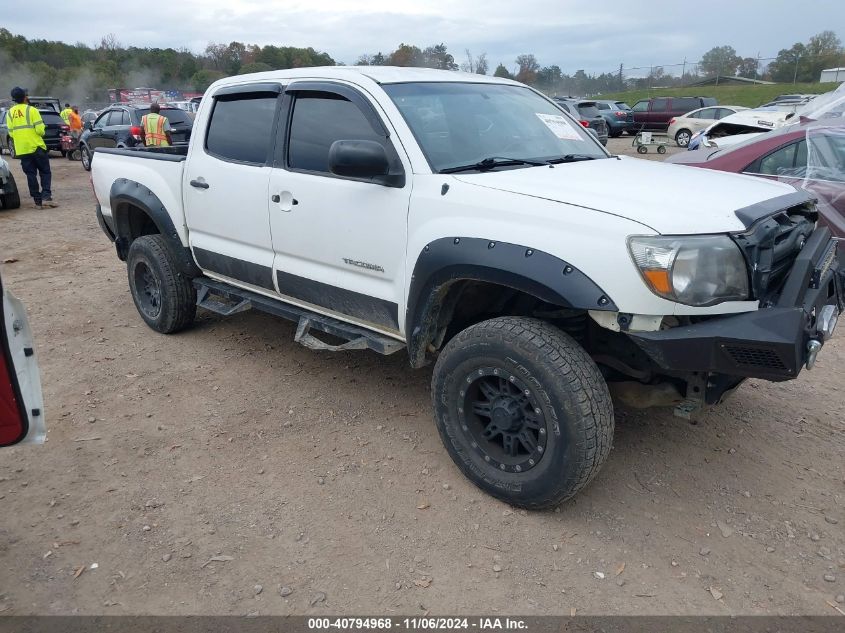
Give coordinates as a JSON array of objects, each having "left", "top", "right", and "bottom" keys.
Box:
[{"left": 1, "top": 27, "right": 842, "bottom": 106}]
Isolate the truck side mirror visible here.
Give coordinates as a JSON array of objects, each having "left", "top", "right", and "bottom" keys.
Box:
[
  {"left": 86, "top": 121, "right": 94, "bottom": 132},
  {"left": 328, "top": 140, "right": 403, "bottom": 187}
]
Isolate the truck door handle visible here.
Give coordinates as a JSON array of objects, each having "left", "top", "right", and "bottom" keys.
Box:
[
  {"left": 271, "top": 194, "right": 280, "bottom": 202},
  {"left": 190, "top": 179, "right": 209, "bottom": 189}
]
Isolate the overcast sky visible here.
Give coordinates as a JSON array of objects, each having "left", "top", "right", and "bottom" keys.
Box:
[{"left": 6, "top": 0, "right": 843, "bottom": 76}]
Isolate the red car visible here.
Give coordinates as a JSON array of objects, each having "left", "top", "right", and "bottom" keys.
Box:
[{"left": 667, "top": 119, "right": 845, "bottom": 237}]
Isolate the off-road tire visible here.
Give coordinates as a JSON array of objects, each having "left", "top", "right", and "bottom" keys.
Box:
[
  {"left": 1, "top": 173, "right": 21, "bottom": 210},
  {"left": 431, "top": 317, "right": 614, "bottom": 509},
  {"left": 126, "top": 235, "right": 196, "bottom": 334}
]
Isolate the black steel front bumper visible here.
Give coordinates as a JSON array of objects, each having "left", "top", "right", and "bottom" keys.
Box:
[{"left": 628, "top": 227, "right": 843, "bottom": 382}]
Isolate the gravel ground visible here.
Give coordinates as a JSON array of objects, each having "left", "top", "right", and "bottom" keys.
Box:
[{"left": 0, "top": 139, "right": 842, "bottom": 616}]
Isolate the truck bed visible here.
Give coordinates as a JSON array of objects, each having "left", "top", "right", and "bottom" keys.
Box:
[{"left": 91, "top": 146, "right": 188, "bottom": 246}]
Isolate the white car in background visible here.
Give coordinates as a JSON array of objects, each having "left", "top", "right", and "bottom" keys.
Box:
[{"left": 667, "top": 105, "right": 748, "bottom": 147}]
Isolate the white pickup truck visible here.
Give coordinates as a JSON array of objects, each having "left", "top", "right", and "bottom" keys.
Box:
[{"left": 91, "top": 67, "right": 843, "bottom": 508}]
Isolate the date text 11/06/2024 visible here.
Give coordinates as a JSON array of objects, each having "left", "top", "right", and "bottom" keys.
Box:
[{"left": 308, "top": 618, "right": 528, "bottom": 630}]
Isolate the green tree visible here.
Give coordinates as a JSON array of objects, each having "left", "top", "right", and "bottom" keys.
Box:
[
  {"left": 493, "top": 63, "right": 512, "bottom": 79},
  {"left": 766, "top": 42, "right": 806, "bottom": 82},
  {"left": 238, "top": 61, "right": 272, "bottom": 74},
  {"left": 190, "top": 69, "right": 225, "bottom": 91},
  {"left": 737, "top": 57, "right": 759, "bottom": 79},
  {"left": 699, "top": 45, "right": 741, "bottom": 77}
]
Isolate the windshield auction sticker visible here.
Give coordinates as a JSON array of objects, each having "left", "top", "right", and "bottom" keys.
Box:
[{"left": 535, "top": 113, "right": 583, "bottom": 140}]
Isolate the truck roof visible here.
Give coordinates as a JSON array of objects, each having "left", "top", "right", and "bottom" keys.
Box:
[{"left": 207, "top": 65, "right": 520, "bottom": 91}]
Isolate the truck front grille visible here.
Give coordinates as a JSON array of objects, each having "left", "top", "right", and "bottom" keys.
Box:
[{"left": 724, "top": 345, "right": 788, "bottom": 371}]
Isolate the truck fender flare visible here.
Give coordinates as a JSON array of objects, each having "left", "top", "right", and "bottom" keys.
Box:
[
  {"left": 109, "top": 178, "right": 199, "bottom": 277},
  {"left": 405, "top": 237, "right": 617, "bottom": 367}
]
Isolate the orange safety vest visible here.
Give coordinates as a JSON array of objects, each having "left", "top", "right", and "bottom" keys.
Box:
[{"left": 141, "top": 113, "right": 169, "bottom": 146}]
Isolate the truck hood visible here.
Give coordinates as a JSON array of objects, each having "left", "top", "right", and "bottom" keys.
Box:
[{"left": 453, "top": 156, "right": 798, "bottom": 234}]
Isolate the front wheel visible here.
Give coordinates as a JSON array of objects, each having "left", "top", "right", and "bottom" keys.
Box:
[
  {"left": 431, "top": 317, "right": 614, "bottom": 509},
  {"left": 126, "top": 235, "right": 196, "bottom": 334},
  {"left": 8, "top": 139, "right": 16, "bottom": 159},
  {"left": 80, "top": 145, "right": 92, "bottom": 171},
  {"left": 637, "top": 145, "right": 648, "bottom": 154}
]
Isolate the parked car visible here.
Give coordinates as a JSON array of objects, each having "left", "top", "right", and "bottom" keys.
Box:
[
  {"left": 90, "top": 67, "right": 842, "bottom": 508},
  {"left": 687, "top": 109, "right": 792, "bottom": 150},
  {"left": 594, "top": 100, "right": 634, "bottom": 137},
  {"left": 0, "top": 267, "right": 45, "bottom": 446},
  {"left": 667, "top": 120, "right": 845, "bottom": 238},
  {"left": 630, "top": 96, "right": 718, "bottom": 132},
  {"left": 79, "top": 104, "right": 194, "bottom": 171},
  {"left": 2, "top": 109, "right": 69, "bottom": 157},
  {"left": 667, "top": 105, "right": 748, "bottom": 147},
  {"left": 0, "top": 156, "right": 20, "bottom": 209},
  {"left": 554, "top": 98, "right": 608, "bottom": 145}
]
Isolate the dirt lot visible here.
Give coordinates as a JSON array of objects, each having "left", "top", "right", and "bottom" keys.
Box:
[{"left": 0, "top": 138, "right": 843, "bottom": 616}]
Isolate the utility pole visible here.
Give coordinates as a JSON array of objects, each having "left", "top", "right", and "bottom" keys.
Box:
[
  {"left": 681, "top": 57, "right": 686, "bottom": 83},
  {"left": 618, "top": 63, "right": 623, "bottom": 90},
  {"left": 755, "top": 52, "right": 761, "bottom": 81},
  {"left": 793, "top": 56, "right": 800, "bottom": 84}
]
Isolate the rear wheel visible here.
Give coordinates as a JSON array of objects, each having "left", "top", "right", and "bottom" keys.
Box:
[
  {"left": 1, "top": 173, "right": 21, "bottom": 210},
  {"left": 8, "top": 139, "right": 16, "bottom": 159},
  {"left": 126, "top": 235, "right": 196, "bottom": 334},
  {"left": 637, "top": 145, "right": 648, "bottom": 154},
  {"left": 431, "top": 317, "right": 614, "bottom": 509},
  {"left": 675, "top": 129, "right": 692, "bottom": 147}
]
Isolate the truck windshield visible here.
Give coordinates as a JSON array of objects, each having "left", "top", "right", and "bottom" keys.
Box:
[{"left": 383, "top": 82, "right": 607, "bottom": 173}]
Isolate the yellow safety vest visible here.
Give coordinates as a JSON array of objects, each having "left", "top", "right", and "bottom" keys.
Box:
[
  {"left": 141, "top": 113, "right": 169, "bottom": 146},
  {"left": 5, "top": 104, "right": 46, "bottom": 155},
  {"left": 60, "top": 107, "right": 72, "bottom": 124}
]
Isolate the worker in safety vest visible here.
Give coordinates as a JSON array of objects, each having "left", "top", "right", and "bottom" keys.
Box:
[
  {"left": 140, "top": 102, "right": 172, "bottom": 147},
  {"left": 60, "top": 103, "right": 72, "bottom": 124},
  {"left": 5, "top": 87, "right": 57, "bottom": 209}
]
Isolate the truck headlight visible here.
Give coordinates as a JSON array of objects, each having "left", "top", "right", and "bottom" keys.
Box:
[{"left": 628, "top": 235, "right": 750, "bottom": 306}]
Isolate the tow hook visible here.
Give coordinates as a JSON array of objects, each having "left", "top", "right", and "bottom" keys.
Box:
[{"left": 806, "top": 339, "right": 822, "bottom": 369}]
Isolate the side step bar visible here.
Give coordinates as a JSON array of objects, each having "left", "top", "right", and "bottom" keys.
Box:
[{"left": 193, "top": 277, "right": 405, "bottom": 356}]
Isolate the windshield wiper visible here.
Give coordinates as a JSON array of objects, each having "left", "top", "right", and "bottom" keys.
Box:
[
  {"left": 440, "top": 156, "right": 548, "bottom": 174},
  {"left": 546, "top": 154, "right": 600, "bottom": 164}
]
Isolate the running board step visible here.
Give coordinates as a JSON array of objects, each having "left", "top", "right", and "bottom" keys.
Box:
[{"left": 193, "top": 277, "right": 404, "bottom": 356}]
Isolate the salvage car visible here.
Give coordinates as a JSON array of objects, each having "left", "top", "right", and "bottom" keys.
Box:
[
  {"left": 0, "top": 268, "right": 45, "bottom": 446},
  {"left": 554, "top": 98, "right": 608, "bottom": 145},
  {"left": 667, "top": 120, "right": 845, "bottom": 238},
  {"left": 80, "top": 104, "right": 194, "bottom": 171},
  {"left": 688, "top": 108, "right": 792, "bottom": 150},
  {"left": 667, "top": 105, "right": 748, "bottom": 147},
  {"left": 90, "top": 67, "right": 843, "bottom": 509},
  {"left": 0, "top": 157, "right": 20, "bottom": 209},
  {"left": 594, "top": 100, "right": 634, "bottom": 137},
  {"left": 2, "top": 109, "right": 69, "bottom": 157}
]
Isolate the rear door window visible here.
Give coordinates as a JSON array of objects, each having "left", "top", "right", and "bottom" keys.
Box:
[
  {"left": 672, "top": 97, "right": 700, "bottom": 113},
  {"left": 576, "top": 103, "right": 600, "bottom": 118},
  {"left": 651, "top": 98, "right": 669, "bottom": 112},
  {"left": 205, "top": 92, "right": 279, "bottom": 164},
  {"left": 596, "top": 102, "right": 610, "bottom": 110}
]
